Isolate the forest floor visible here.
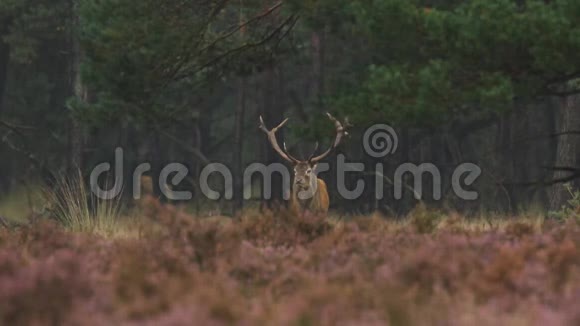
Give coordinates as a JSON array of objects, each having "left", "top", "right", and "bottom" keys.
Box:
[{"left": 1, "top": 197, "right": 580, "bottom": 325}]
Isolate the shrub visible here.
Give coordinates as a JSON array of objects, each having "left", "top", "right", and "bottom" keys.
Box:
[
  {"left": 1, "top": 205, "right": 580, "bottom": 324},
  {"left": 549, "top": 183, "right": 580, "bottom": 223},
  {"left": 43, "top": 172, "right": 122, "bottom": 235},
  {"left": 408, "top": 202, "right": 442, "bottom": 234}
]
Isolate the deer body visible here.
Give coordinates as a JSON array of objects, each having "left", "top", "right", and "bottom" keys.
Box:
[{"left": 259, "top": 113, "right": 346, "bottom": 217}]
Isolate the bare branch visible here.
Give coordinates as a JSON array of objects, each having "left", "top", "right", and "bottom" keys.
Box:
[
  {"left": 547, "top": 89, "right": 580, "bottom": 97},
  {"left": 157, "top": 128, "right": 211, "bottom": 165},
  {"left": 1, "top": 131, "right": 43, "bottom": 169},
  {"left": 197, "top": 2, "right": 284, "bottom": 55},
  {"left": 503, "top": 167, "right": 580, "bottom": 187},
  {"left": 0, "top": 119, "right": 34, "bottom": 136},
  {"left": 174, "top": 14, "right": 298, "bottom": 82},
  {"left": 158, "top": 1, "right": 284, "bottom": 87}
]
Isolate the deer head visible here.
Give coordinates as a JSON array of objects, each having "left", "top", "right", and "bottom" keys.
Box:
[{"left": 259, "top": 113, "right": 346, "bottom": 195}]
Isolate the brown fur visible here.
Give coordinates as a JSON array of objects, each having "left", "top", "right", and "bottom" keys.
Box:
[{"left": 290, "top": 178, "right": 329, "bottom": 216}]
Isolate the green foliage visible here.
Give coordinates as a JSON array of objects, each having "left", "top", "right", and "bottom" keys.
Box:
[
  {"left": 79, "top": 0, "right": 293, "bottom": 124},
  {"left": 79, "top": 0, "right": 207, "bottom": 122},
  {"left": 0, "top": 0, "right": 68, "bottom": 64},
  {"left": 0, "top": 0, "right": 72, "bottom": 175},
  {"left": 293, "top": 0, "right": 580, "bottom": 127}
]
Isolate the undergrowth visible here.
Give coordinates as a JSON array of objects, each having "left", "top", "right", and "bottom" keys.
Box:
[
  {"left": 2, "top": 179, "right": 580, "bottom": 324},
  {"left": 1, "top": 196, "right": 580, "bottom": 325},
  {"left": 549, "top": 183, "right": 580, "bottom": 223},
  {"left": 43, "top": 172, "right": 122, "bottom": 235}
]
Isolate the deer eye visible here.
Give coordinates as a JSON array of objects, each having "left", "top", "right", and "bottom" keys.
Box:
[{"left": 306, "top": 169, "right": 312, "bottom": 174}]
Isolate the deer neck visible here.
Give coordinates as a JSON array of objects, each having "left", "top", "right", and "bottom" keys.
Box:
[{"left": 293, "top": 176, "right": 319, "bottom": 208}]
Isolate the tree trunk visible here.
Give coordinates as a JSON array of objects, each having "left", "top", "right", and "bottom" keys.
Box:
[
  {"left": 549, "top": 95, "right": 580, "bottom": 210},
  {"left": 508, "top": 100, "right": 530, "bottom": 211},
  {"left": 0, "top": 32, "right": 9, "bottom": 116},
  {"left": 311, "top": 30, "right": 325, "bottom": 110},
  {"left": 233, "top": 76, "right": 246, "bottom": 214},
  {"left": 497, "top": 114, "right": 518, "bottom": 213},
  {"left": 0, "top": 26, "right": 10, "bottom": 193},
  {"left": 260, "top": 64, "right": 286, "bottom": 210},
  {"left": 69, "top": 0, "right": 86, "bottom": 171}
]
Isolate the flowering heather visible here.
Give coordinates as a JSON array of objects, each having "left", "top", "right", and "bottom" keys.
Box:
[{"left": 1, "top": 202, "right": 580, "bottom": 325}]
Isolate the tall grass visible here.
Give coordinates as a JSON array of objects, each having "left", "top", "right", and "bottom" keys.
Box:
[{"left": 44, "top": 172, "right": 122, "bottom": 235}]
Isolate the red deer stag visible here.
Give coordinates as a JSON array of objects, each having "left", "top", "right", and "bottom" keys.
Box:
[{"left": 259, "top": 113, "right": 346, "bottom": 216}]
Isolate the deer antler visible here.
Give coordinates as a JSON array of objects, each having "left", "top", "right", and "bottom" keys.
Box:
[
  {"left": 307, "top": 142, "right": 319, "bottom": 162},
  {"left": 259, "top": 116, "right": 300, "bottom": 163},
  {"left": 309, "top": 113, "right": 346, "bottom": 164},
  {"left": 283, "top": 142, "right": 302, "bottom": 162}
]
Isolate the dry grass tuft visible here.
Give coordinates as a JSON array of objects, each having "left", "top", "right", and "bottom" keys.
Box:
[{"left": 43, "top": 172, "right": 123, "bottom": 236}]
